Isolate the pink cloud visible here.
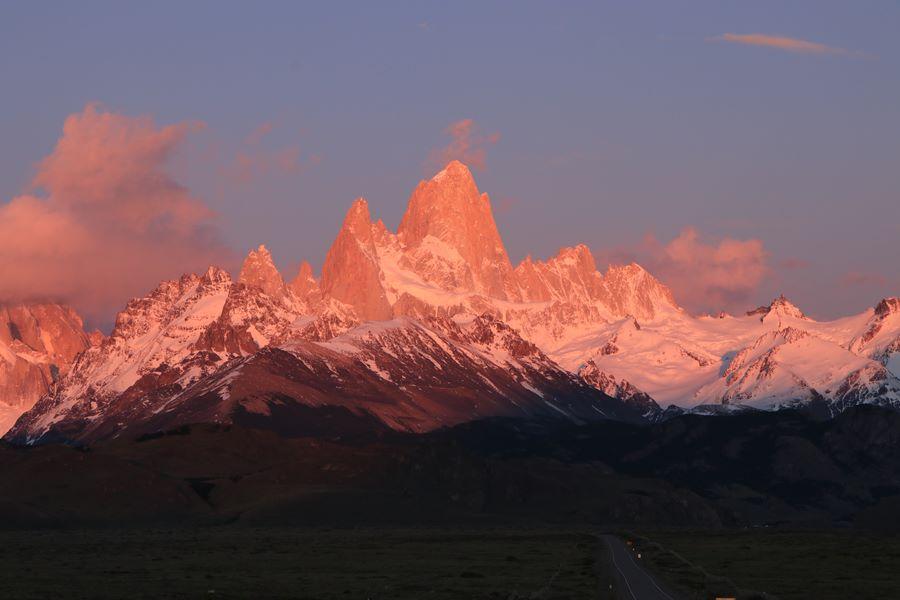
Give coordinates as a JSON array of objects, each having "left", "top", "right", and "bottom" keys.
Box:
[
  {"left": 710, "top": 33, "right": 857, "bottom": 56},
  {"left": 245, "top": 122, "right": 273, "bottom": 146},
  {"left": 223, "top": 122, "right": 313, "bottom": 185},
  {"left": 428, "top": 118, "right": 499, "bottom": 172},
  {"left": 610, "top": 228, "right": 769, "bottom": 314},
  {"left": 0, "top": 103, "right": 231, "bottom": 325}
]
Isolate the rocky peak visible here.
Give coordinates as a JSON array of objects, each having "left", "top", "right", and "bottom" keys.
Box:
[
  {"left": 289, "top": 261, "right": 322, "bottom": 305},
  {"left": 110, "top": 269, "right": 232, "bottom": 344},
  {"left": 875, "top": 297, "right": 900, "bottom": 319},
  {"left": 515, "top": 244, "right": 601, "bottom": 303},
  {"left": 321, "top": 199, "right": 392, "bottom": 321},
  {"left": 238, "top": 244, "right": 287, "bottom": 301},
  {"left": 556, "top": 244, "right": 597, "bottom": 271},
  {"left": 597, "top": 263, "right": 679, "bottom": 320},
  {"left": 342, "top": 198, "right": 375, "bottom": 239},
  {"left": 749, "top": 294, "right": 808, "bottom": 323},
  {"left": 397, "top": 161, "right": 515, "bottom": 298},
  {"left": 202, "top": 265, "right": 232, "bottom": 286}
]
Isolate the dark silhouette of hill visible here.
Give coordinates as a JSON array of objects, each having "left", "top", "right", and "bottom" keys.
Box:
[{"left": 1, "top": 406, "right": 898, "bottom": 530}]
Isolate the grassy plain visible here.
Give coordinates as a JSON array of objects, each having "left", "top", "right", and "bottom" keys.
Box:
[
  {"left": 0, "top": 527, "right": 602, "bottom": 599},
  {"left": 636, "top": 529, "right": 900, "bottom": 600}
]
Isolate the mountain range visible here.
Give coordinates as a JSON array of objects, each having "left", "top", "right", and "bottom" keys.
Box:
[{"left": 3, "top": 161, "right": 899, "bottom": 443}]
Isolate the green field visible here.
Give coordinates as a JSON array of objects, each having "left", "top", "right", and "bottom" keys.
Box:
[
  {"left": 638, "top": 529, "right": 900, "bottom": 600},
  {"left": 0, "top": 528, "right": 602, "bottom": 599}
]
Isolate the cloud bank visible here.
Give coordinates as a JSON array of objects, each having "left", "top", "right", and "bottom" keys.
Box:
[{"left": 0, "top": 104, "right": 230, "bottom": 325}]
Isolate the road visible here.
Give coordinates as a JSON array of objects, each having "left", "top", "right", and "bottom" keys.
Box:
[{"left": 601, "top": 534, "right": 679, "bottom": 600}]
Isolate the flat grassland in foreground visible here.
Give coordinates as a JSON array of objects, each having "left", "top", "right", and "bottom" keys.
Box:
[
  {"left": 0, "top": 528, "right": 600, "bottom": 599},
  {"left": 642, "top": 529, "right": 900, "bottom": 600}
]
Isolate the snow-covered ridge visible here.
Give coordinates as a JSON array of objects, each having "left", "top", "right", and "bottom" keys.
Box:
[
  {"left": 570, "top": 295, "right": 900, "bottom": 412},
  {"left": 4, "top": 161, "right": 899, "bottom": 441}
]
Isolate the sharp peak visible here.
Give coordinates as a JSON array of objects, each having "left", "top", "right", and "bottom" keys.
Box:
[
  {"left": 344, "top": 197, "right": 372, "bottom": 221},
  {"left": 769, "top": 294, "right": 803, "bottom": 310},
  {"left": 747, "top": 294, "right": 808, "bottom": 320},
  {"left": 238, "top": 243, "right": 285, "bottom": 294},
  {"left": 287, "top": 260, "right": 316, "bottom": 282},
  {"left": 556, "top": 243, "right": 594, "bottom": 259},
  {"left": 243, "top": 244, "right": 273, "bottom": 259},
  {"left": 335, "top": 197, "right": 376, "bottom": 237},
  {"left": 430, "top": 159, "right": 473, "bottom": 182}
]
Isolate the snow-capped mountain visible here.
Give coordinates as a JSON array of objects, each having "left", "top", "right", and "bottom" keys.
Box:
[
  {"left": 569, "top": 296, "right": 900, "bottom": 413},
  {"left": 0, "top": 303, "right": 94, "bottom": 433},
  {"left": 319, "top": 160, "right": 680, "bottom": 349},
  {"left": 4, "top": 160, "right": 899, "bottom": 442},
  {"left": 8, "top": 312, "right": 640, "bottom": 444}
]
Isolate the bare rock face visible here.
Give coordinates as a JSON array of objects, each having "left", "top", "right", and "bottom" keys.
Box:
[
  {"left": 596, "top": 263, "right": 679, "bottom": 322},
  {"left": 238, "top": 245, "right": 288, "bottom": 302},
  {"left": 320, "top": 199, "right": 393, "bottom": 321},
  {"left": 515, "top": 244, "right": 602, "bottom": 303},
  {"left": 398, "top": 160, "right": 518, "bottom": 299},
  {"left": 289, "top": 261, "right": 322, "bottom": 306},
  {"left": 0, "top": 303, "right": 90, "bottom": 432}
]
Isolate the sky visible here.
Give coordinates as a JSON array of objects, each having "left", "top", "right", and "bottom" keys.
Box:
[{"left": 1, "top": 1, "right": 898, "bottom": 326}]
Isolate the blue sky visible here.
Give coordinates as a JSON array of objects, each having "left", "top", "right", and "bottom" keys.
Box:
[{"left": 1, "top": 1, "right": 898, "bottom": 319}]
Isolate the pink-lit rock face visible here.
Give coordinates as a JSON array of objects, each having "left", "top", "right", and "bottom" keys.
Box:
[
  {"left": 398, "top": 160, "right": 517, "bottom": 300},
  {"left": 320, "top": 199, "right": 393, "bottom": 321},
  {"left": 314, "top": 161, "right": 680, "bottom": 347},
  {"left": 238, "top": 245, "right": 288, "bottom": 302},
  {"left": 288, "top": 261, "right": 322, "bottom": 306},
  {"left": 0, "top": 302, "right": 90, "bottom": 432}
]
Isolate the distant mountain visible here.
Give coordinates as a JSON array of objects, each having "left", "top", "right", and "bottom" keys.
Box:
[
  {"left": 4, "top": 161, "right": 899, "bottom": 442},
  {"left": 567, "top": 295, "right": 900, "bottom": 414}
]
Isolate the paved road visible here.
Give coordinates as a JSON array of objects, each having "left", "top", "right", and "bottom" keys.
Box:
[{"left": 601, "top": 534, "right": 679, "bottom": 600}]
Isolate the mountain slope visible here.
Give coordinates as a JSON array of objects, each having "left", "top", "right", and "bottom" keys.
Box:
[{"left": 7, "top": 315, "right": 637, "bottom": 444}]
